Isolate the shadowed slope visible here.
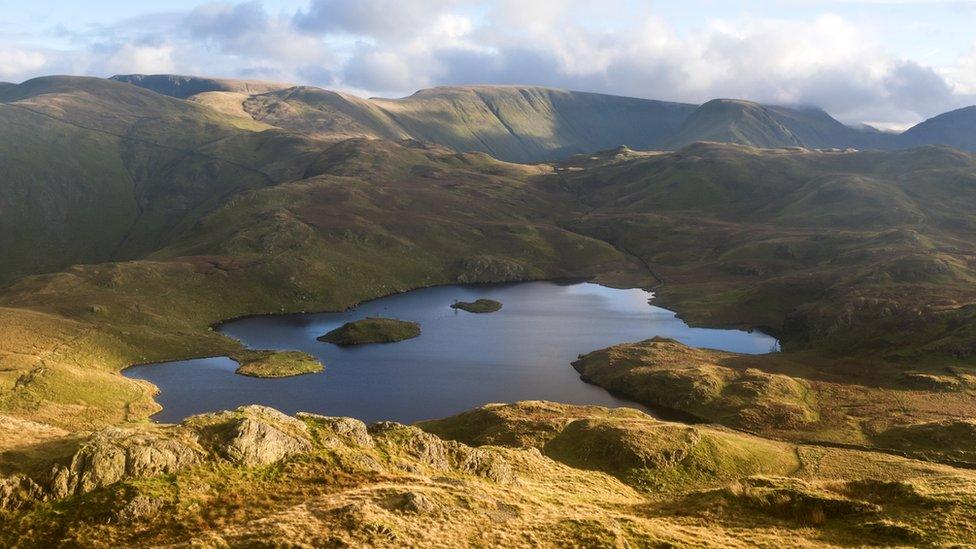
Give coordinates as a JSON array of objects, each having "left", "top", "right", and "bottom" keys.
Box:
[
  {"left": 0, "top": 76, "right": 319, "bottom": 282},
  {"left": 110, "top": 74, "right": 291, "bottom": 99},
  {"left": 902, "top": 106, "right": 976, "bottom": 151},
  {"left": 660, "top": 99, "right": 899, "bottom": 150}
]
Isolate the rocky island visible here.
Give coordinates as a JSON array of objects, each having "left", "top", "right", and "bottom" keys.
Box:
[
  {"left": 232, "top": 350, "right": 324, "bottom": 378},
  {"left": 451, "top": 298, "right": 503, "bottom": 313},
  {"left": 318, "top": 317, "right": 421, "bottom": 345}
]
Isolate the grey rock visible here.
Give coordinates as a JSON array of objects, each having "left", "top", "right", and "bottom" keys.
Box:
[
  {"left": 297, "top": 413, "right": 373, "bottom": 448},
  {"left": 115, "top": 494, "right": 164, "bottom": 522},
  {"left": 218, "top": 417, "right": 312, "bottom": 467},
  {"left": 0, "top": 474, "right": 44, "bottom": 510},
  {"left": 394, "top": 491, "right": 435, "bottom": 514},
  {"left": 48, "top": 427, "right": 203, "bottom": 498}
]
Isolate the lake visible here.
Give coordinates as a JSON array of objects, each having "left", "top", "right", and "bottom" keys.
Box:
[{"left": 124, "top": 281, "right": 777, "bottom": 424}]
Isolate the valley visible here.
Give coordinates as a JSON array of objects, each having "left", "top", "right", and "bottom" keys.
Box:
[{"left": 1, "top": 74, "right": 976, "bottom": 546}]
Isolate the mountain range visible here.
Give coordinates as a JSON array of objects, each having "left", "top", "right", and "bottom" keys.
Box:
[
  {"left": 112, "top": 73, "right": 976, "bottom": 161},
  {"left": 4, "top": 73, "right": 976, "bottom": 545}
]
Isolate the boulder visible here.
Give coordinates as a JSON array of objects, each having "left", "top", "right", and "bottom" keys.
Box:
[
  {"left": 48, "top": 427, "right": 204, "bottom": 498},
  {"left": 0, "top": 474, "right": 44, "bottom": 511}
]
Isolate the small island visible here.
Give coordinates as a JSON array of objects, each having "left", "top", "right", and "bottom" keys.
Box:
[
  {"left": 318, "top": 317, "right": 421, "bottom": 345},
  {"left": 450, "top": 298, "right": 503, "bottom": 313},
  {"left": 232, "top": 350, "right": 324, "bottom": 378}
]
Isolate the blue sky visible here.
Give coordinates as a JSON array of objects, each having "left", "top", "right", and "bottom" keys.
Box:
[{"left": 2, "top": 0, "right": 975, "bottom": 128}]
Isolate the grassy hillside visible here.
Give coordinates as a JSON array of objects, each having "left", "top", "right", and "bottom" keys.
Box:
[
  {"left": 3, "top": 402, "right": 976, "bottom": 547},
  {"left": 370, "top": 86, "right": 695, "bottom": 162},
  {"left": 660, "top": 99, "right": 900, "bottom": 150},
  {"left": 110, "top": 74, "right": 290, "bottom": 99},
  {"left": 116, "top": 74, "right": 976, "bottom": 156},
  {"left": 560, "top": 142, "right": 976, "bottom": 353},
  {"left": 902, "top": 105, "right": 976, "bottom": 151},
  {"left": 116, "top": 75, "right": 698, "bottom": 161},
  {"left": 0, "top": 76, "right": 316, "bottom": 282},
  {"left": 3, "top": 76, "right": 976, "bottom": 545}
]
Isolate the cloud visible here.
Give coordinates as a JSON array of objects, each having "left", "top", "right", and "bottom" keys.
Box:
[
  {"left": 101, "top": 43, "right": 176, "bottom": 75},
  {"left": 293, "top": 0, "right": 458, "bottom": 39},
  {"left": 0, "top": 45, "right": 47, "bottom": 80},
  {"left": 1, "top": 0, "right": 974, "bottom": 127}
]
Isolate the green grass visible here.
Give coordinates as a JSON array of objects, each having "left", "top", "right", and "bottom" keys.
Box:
[
  {"left": 318, "top": 318, "right": 421, "bottom": 345},
  {"left": 231, "top": 350, "right": 324, "bottom": 378},
  {"left": 450, "top": 298, "right": 502, "bottom": 313}
]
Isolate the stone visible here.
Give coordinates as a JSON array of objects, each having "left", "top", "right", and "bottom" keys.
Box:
[{"left": 0, "top": 474, "right": 44, "bottom": 511}]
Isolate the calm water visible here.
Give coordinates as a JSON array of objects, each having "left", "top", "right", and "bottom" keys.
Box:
[{"left": 125, "top": 282, "right": 777, "bottom": 424}]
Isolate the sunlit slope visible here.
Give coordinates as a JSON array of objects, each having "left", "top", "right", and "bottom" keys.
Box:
[
  {"left": 110, "top": 74, "right": 291, "bottom": 99},
  {"left": 115, "top": 75, "right": 697, "bottom": 161},
  {"left": 240, "top": 86, "right": 410, "bottom": 140},
  {"left": 369, "top": 86, "right": 695, "bottom": 162}
]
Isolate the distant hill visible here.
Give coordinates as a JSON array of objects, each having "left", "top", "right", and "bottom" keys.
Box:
[
  {"left": 659, "top": 99, "right": 901, "bottom": 150},
  {"left": 901, "top": 106, "right": 976, "bottom": 152},
  {"left": 114, "top": 75, "right": 697, "bottom": 162},
  {"left": 110, "top": 74, "right": 291, "bottom": 99},
  {"left": 0, "top": 75, "right": 319, "bottom": 282},
  {"left": 368, "top": 86, "right": 695, "bottom": 162},
  {"left": 112, "top": 74, "right": 976, "bottom": 158}
]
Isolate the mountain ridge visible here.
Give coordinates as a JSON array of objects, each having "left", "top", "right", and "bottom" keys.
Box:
[{"left": 109, "top": 73, "right": 976, "bottom": 159}]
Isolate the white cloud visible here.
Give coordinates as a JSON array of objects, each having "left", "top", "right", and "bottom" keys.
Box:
[
  {"left": 102, "top": 43, "right": 176, "bottom": 75},
  {"left": 944, "top": 42, "right": 976, "bottom": 95},
  {"left": 2, "top": 0, "right": 974, "bottom": 127},
  {"left": 0, "top": 45, "right": 47, "bottom": 80}
]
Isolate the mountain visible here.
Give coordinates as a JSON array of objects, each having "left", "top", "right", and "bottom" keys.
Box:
[
  {"left": 901, "top": 105, "right": 976, "bottom": 151},
  {"left": 367, "top": 86, "right": 695, "bottom": 162},
  {"left": 0, "top": 75, "right": 321, "bottom": 283},
  {"left": 113, "top": 74, "right": 976, "bottom": 156},
  {"left": 110, "top": 74, "right": 291, "bottom": 99},
  {"left": 5, "top": 76, "right": 976, "bottom": 545},
  {"left": 659, "top": 99, "right": 899, "bottom": 150},
  {"left": 115, "top": 75, "right": 697, "bottom": 162}
]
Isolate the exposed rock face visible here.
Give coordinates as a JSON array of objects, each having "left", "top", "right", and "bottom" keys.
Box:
[
  {"left": 48, "top": 427, "right": 204, "bottom": 498},
  {"left": 44, "top": 405, "right": 315, "bottom": 500},
  {"left": 297, "top": 413, "right": 374, "bottom": 448},
  {"left": 219, "top": 417, "right": 312, "bottom": 467},
  {"left": 114, "top": 495, "right": 165, "bottom": 523},
  {"left": 369, "top": 422, "right": 513, "bottom": 483},
  {"left": 571, "top": 338, "right": 819, "bottom": 430},
  {"left": 0, "top": 475, "right": 44, "bottom": 511}
]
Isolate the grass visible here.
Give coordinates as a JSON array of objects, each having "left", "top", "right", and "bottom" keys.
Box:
[
  {"left": 3, "top": 78, "right": 976, "bottom": 545},
  {"left": 4, "top": 401, "right": 976, "bottom": 547},
  {"left": 450, "top": 298, "right": 503, "bottom": 313},
  {"left": 231, "top": 350, "right": 324, "bottom": 378},
  {"left": 318, "top": 318, "right": 421, "bottom": 345}
]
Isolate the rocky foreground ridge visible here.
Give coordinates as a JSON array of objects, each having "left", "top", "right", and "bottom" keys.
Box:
[{"left": 2, "top": 401, "right": 976, "bottom": 546}]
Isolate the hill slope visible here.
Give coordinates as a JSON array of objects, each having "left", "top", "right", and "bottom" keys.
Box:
[
  {"left": 110, "top": 74, "right": 290, "bottom": 99},
  {"left": 660, "top": 99, "right": 899, "bottom": 149},
  {"left": 114, "top": 74, "right": 976, "bottom": 156},
  {"left": 901, "top": 106, "right": 976, "bottom": 151},
  {"left": 0, "top": 76, "right": 318, "bottom": 283},
  {"left": 114, "top": 75, "right": 697, "bottom": 162}
]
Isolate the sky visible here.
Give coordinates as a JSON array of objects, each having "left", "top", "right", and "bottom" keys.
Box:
[{"left": 2, "top": 0, "right": 975, "bottom": 129}]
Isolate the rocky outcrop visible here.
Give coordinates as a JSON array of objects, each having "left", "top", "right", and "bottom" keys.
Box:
[
  {"left": 0, "top": 475, "right": 44, "bottom": 511},
  {"left": 219, "top": 416, "right": 312, "bottom": 467},
  {"left": 5, "top": 405, "right": 520, "bottom": 514},
  {"left": 48, "top": 427, "right": 204, "bottom": 498},
  {"left": 298, "top": 413, "right": 373, "bottom": 448},
  {"left": 44, "top": 406, "right": 315, "bottom": 501},
  {"left": 369, "top": 422, "right": 513, "bottom": 483}
]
